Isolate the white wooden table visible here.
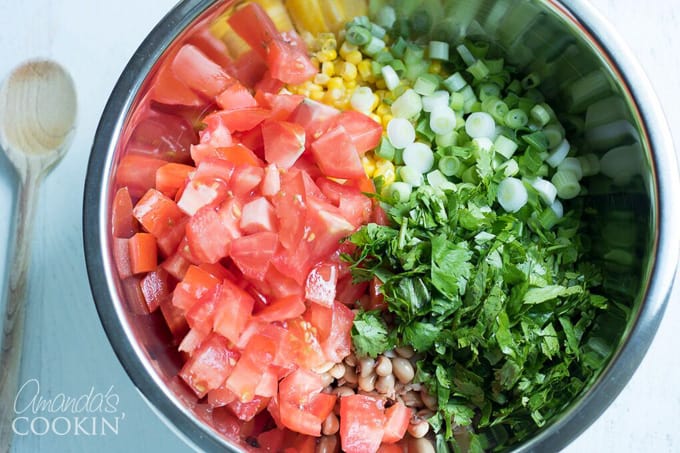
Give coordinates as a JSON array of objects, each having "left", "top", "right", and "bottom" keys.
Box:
[{"left": 0, "top": 1, "right": 677, "bottom": 452}]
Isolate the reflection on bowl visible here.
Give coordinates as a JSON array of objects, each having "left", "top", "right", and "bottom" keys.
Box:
[{"left": 84, "top": 0, "right": 679, "bottom": 451}]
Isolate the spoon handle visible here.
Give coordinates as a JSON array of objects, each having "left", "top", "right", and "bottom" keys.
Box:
[{"left": 0, "top": 165, "right": 42, "bottom": 452}]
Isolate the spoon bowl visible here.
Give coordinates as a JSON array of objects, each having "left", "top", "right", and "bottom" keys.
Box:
[{"left": 0, "top": 59, "right": 76, "bottom": 452}]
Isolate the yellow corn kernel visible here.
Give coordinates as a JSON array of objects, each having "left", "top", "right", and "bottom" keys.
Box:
[
  {"left": 338, "top": 62, "right": 358, "bottom": 81},
  {"left": 324, "top": 88, "right": 345, "bottom": 104},
  {"left": 381, "top": 114, "right": 394, "bottom": 128},
  {"left": 374, "top": 159, "right": 396, "bottom": 186},
  {"left": 319, "top": 33, "right": 338, "bottom": 51},
  {"left": 369, "top": 113, "right": 381, "bottom": 124},
  {"left": 317, "top": 49, "right": 338, "bottom": 63},
  {"left": 376, "top": 79, "right": 387, "bottom": 90},
  {"left": 344, "top": 50, "right": 363, "bottom": 66},
  {"left": 310, "top": 56, "right": 321, "bottom": 70},
  {"left": 310, "top": 90, "right": 326, "bottom": 102},
  {"left": 345, "top": 80, "right": 357, "bottom": 91},
  {"left": 357, "top": 60, "right": 373, "bottom": 80},
  {"left": 362, "top": 154, "right": 376, "bottom": 177},
  {"left": 327, "top": 77, "right": 345, "bottom": 91},
  {"left": 322, "top": 61, "right": 335, "bottom": 77},
  {"left": 429, "top": 60, "right": 443, "bottom": 75},
  {"left": 314, "top": 73, "right": 331, "bottom": 85},
  {"left": 339, "top": 41, "right": 358, "bottom": 58},
  {"left": 376, "top": 103, "right": 391, "bottom": 116}
]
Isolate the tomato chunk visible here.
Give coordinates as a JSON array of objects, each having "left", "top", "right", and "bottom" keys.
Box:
[
  {"left": 382, "top": 402, "right": 412, "bottom": 444},
  {"left": 305, "top": 262, "right": 338, "bottom": 307},
  {"left": 177, "top": 176, "right": 229, "bottom": 216},
  {"left": 112, "top": 187, "right": 138, "bottom": 238},
  {"left": 240, "top": 197, "right": 276, "bottom": 234},
  {"left": 262, "top": 120, "right": 306, "bottom": 169},
  {"left": 171, "top": 44, "right": 232, "bottom": 98},
  {"left": 117, "top": 155, "right": 168, "bottom": 198},
  {"left": 203, "top": 108, "right": 271, "bottom": 133},
  {"left": 227, "top": 3, "right": 279, "bottom": 59},
  {"left": 333, "top": 110, "right": 383, "bottom": 154},
  {"left": 216, "top": 81, "right": 257, "bottom": 110},
  {"left": 340, "top": 395, "right": 386, "bottom": 453},
  {"left": 213, "top": 279, "right": 255, "bottom": 344},
  {"left": 278, "top": 368, "right": 331, "bottom": 437},
  {"left": 155, "top": 163, "right": 194, "bottom": 198},
  {"left": 140, "top": 268, "right": 173, "bottom": 313},
  {"left": 133, "top": 188, "right": 186, "bottom": 241},
  {"left": 311, "top": 125, "right": 365, "bottom": 179},
  {"left": 172, "top": 265, "right": 221, "bottom": 311},
  {"left": 179, "top": 334, "right": 237, "bottom": 398},
  {"left": 255, "top": 295, "right": 305, "bottom": 323},
  {"left": 260, "top": 163, "right": 281, "bottom": 197},
  {"left": 266, "top": 36, "right": 317, "bottom": 85},
  {"left": 229, "top": 232, "right": 278, "bottom": 281}
]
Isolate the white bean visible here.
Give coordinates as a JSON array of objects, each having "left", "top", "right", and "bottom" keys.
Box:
[
  {"left": 358, "top": 373, "right": 377, "bottom": 392},
  {"left": 420, "top": 390, "right": 437, "bottom": 411},
  {"left": 316, "top": 435, "right": 339, "bottom": 453},
  {"left": 329, "top": 363, "right": 346, "bottom": 380},
  {"left": 408, "top": 437, "right": 436, "bottom": 453},
  {"left": 344, "top": 353, "right": 357, "bottom": 367},
  {"left": 322, "top": 412, "right": 340, "bottom": 435},
  {"left": 395, "top": 346, "right": 415, "bottom": 358},
  {"left": 401, "top": 390, "right": 423, "bottom": 408},
  {"left": 375, "top": 356, "right": 393, "bottom": 376},
  {"left": 343, "top": 366, "right": 358, "bottom": 385},
  {"left": 392, "top": 357, "right": 415, "bottom": 383},
  {"left": 359, "top": 357, "right": 376, "bottom": 378},
  {"left": 334, "top": 386, "right": 355, "bottom": 398},
  {"left": 408, "top": 419, "right": 430, "bottom": 438},
  {"left": 320, "top": 372, "right": 334, "bottom": 387},
  {"left": 375, "top": 374, "right": 396, "bottom": 395}
]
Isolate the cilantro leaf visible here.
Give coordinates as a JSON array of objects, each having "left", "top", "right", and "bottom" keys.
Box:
[{"left": 350, "top": 310, "right": 393, "bottom": 358}]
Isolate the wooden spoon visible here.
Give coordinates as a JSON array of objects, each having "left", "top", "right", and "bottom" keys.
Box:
[{"left": 0, "top": 60, "right": 76, "bottom": 450}]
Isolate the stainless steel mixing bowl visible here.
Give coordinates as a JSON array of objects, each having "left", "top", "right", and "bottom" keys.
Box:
[{"left": 83, "top": 0, "right": 680, "bottom": 451}]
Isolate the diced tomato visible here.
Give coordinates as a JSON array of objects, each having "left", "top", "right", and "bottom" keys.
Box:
[
  {"left": 257, "top": 92, "right": 304, "bottom": 121},
  {"left": 216, "top": 80, "right": 257, "bottom": 110},
  {"left": 156, "top": 217, "right": 188, "bottom": 258},
  {"left": 333, "top": 110, "right": 383, "bottom": 154},
  {"left": 262, "top": 120, "right": 306, "bottom": 169},
  {"left": 316, "top": 177, "right": 373, "bottom": 227},
  {"left": 240, "top": 197, "right": 276, "bottom": 234},
  {"left": 278, "top": 368, "right": 327, "bottom": 436},
  {"left": 161, "top": 251, "right": 191, "bottom": 280},
  {"left": 186, "top": 26, "right": 233, "bottom": 71},
  {"left": 172, "top": 265, "right": 221, "bottom": 311},
  {"left": 264, "top": 266, "right": 304, "bottom": 299},
  {"left": 231, "top": 165, "right": 265, "bottom": 197},
  {"left": 193, "top": 157, "right": 235, "bottom": 183},
  {"left": 227, "top": 395, "right": 269, "bottom": 422},
  {"left": 113, "top": 238, "right": 133, "bottom": 279},
  {"left": 285, "top": 317, "right": 327, "bottom": 370},
  {"left": 171, "top": 44, "right": 232, "bottom": 98},
  {"left": 186, "top": 206, "right": 233, "bottom": 263},
  {"left": 305, "top": 262, "right": 337, "bottom": 307},
  {"left": 112, "top": 187, "right": 138, "bottom": 238},
  {"left": 311, "top": 125, "right": 364, "bottom": 180},
  {"left": 261, "top": 163, "right": 281, "bottom": 197},
  {"left": 235, "top": 125, "right": 264, "bottom": 154},
  {"left": 226, "top": 354, "right": 266, "bottom": 402},
  {"left": 254, "top": 366, "right": 279, "bottom": 398},
  {"left": 271, "top": 170, "right": 307, "bottom": 251},
  {"left": 133, "top": 189, "right": 186, "bottom": 238},
  {"left": 140, "top": 268, "right": 173, "bottom": 312},
  {"left": 213, "top": 279, "right": 255, "bottom": 344},
  {"left": 290, "top": 99, "right": 340, "bottom": 140},
  {"left": 177, "top": 176, "right": 229, "bottom": 216},
  {"left": 158, "top": 294, "right": 189, "bottom": 339},
  {"left": 336, "top": 276, "right": 368, "bottom": 306},
  {"left": 254, "top": 70, "right": 285, "bottom": 94},
  {"left": 199, "top": 114, "right": 233, "bottom": 148},
  {"left": 203, "top": 108, "right": 271, "bottom": 133},
  {"left": 306, "top": 198, "right": 356, "bottom": 264},
  {"left": 179, "top": 334, "right": 236, "bottom": 398},
  {"left": 340, "top": 395, "right": 386, "bottom": 453},
  {"left": 128, "top": 110, "right": 197, "bottom": 163},
  {"left": 155, "top": 163, "right": 194, "bottom": 198},
  {"left": 117, "top": 155, "right": 168, "bottom": 198},
  {"left": 368, "top": 277, "right": 388, "bottom": 311},
  {"left": 228, "top": 3, "right": 280, "bottom": 59},
  {"left": 229, "top": 232, "right": 278, "bottom": 280},
  {"left": 208, "top": 382, "right": 238, "bottom": 408},
  {"left": 150, "top": 56, "right": 204, "bottom": 107},
  {"left": 304, "top": 302, "right": 332, "bottom": 341},
  {"left": 292, "top": 155, "right": 324, "bottom": 181},
  {"left": 382, "top": 402, "right": 412, "bottom": 444},
  {"left": 185, "top": 293, "right": 217, "bottom": 334},
  {"left": 255, "top": 295, "right": 305, "bottom": 323},
  {"left": 217, "top": 196, "right": 244, "bottom": 242},
  {"left": 178, "top": 327, "right": 210, "bottom": 355},
  {"left": 257, "top": 428, "right": 286, "bottom": 452},
  {"left": 128, "top": 233, "right": 157, "bottom": 274},
  {"left": 271, "top": 242, "right": 315, "bottom": 286},
  {"left": 266, "top": 36, "right": 317, "bottom": 85},
  {"left": 231, "top": 50, "right": 268, "bottom": 88},
  {"left": 321, "top": 302, "right": 354, "bottom": 363},
  {"left": 234, "top": 318, "right": 270, "bottom": 350},
  {"left": 215, "top": 144, "right": 263, "bottom": 167},
  {"left": 372, "top": 202, "right": 390, "bottom": 226},
  {"left": 199, "top": 262, "right": 236, "bottom": 282}
]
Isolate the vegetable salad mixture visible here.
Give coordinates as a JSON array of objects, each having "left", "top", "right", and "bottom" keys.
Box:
[{"left": 112, "top": 0, "right": 612, "bottom": 451}]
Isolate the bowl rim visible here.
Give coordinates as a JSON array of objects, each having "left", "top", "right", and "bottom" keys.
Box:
[{"left": 82, "top": 0, "right": 680, "bottom": 451}]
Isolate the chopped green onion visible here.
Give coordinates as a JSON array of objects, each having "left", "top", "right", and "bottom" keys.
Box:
[
  {"left": 413, "top": 74, "right": 440, "bottom": 96},
  {"left": 438, "top": 155, "right": 461, "bottom": 176},
  {"left": 370, "top": 23, "right": 387, "bottom": 39},
  {"left": 376, "top": 136, "right": 396, "bottom": 160},
  {"left": 350, "top": 86, "right": 376, "bottom": 113},
  {"left": 363, "top": 36, "right": 386, "bottom": 56},
  {"left": 409, "top": 9, "right": 432, "bottom": 36},
  {"left": 497, "top": 177, "right": 529, "bottom": 212},
  {"left": 415, "top": 116, "right": 435, "bottom": 141},
  {"left": 403, "top": 44, "right": 425, "bottom": 65},
  {"left": 381, "top": 65, "right": 401, "bottom": 91},
  {"left": 422, "top": 90, "right": 449, "bottom": 113},
  {"left": 499, "top": 158, "right": 519, "bottom": 177},
  {"left": 465, "top": 112, "right": 496, "bottom": 139},
  {"left": 530, "top": 104, "right": 551, "bottom": 127},
  {"left": 456, "top": 44, "right": 476, "bottom": 66},
  {"left": 577, "top": 153, "right": 601, "bottom": 177},
  {"left": 543, "top": 124, "right": 565, "bottom": 148},
  {"left": 370, "top": 60, "right": 384, "bottom": 78},
  {"left": 478, "top": 83, "right": 502, "bottom": 101},
  {"left": 390, "top": 36, "right": 407, "bottom": 59},
  {"left": 426, "top": 170, "right": 455, "bottom": 190},
  {"left": 375, "top": 5, "right": 396, "bottom": 29},
  {"left": 537, "top": 206, "right": 560, "bottom": 229},
  {"left": 537, "top": 163, "right": 550, "bottom": 177},
  {"left": 389, "top": 59, "right": 406, "bottom": 75},
  {"left": 550, "top": 199, "right": 564, "bottom": 218},
  {"left": 530, "top": 177, "right": 558, "bottom": 205},
  {"left": 467, "top": 60, "right": 490, "bottom": 81},
  {"left": 429, "top": 41, "right": 449, "bottom": 60},
  {"left": 387, "top": 117, "right": 416, "bottom": 149},
  {"left": 485, "top": 58, "right": 504, "bottom": 74},
  {"left": 521, "top": 72, "right": 541, "bottom": 89},
  {"left": 461, "top": 166, "right": 480, "bottom": 184},
  {"left": 507, "top": 79, "right": 522, "bottom": 93},
  {"left": 443, "top": 72, "right": 468, "bottom": 92},
  {"left": 466, "top": 40, "right": 490, "bottom": 59},
  {"left": 429, "top": 105, "right": 457, "bottom": 135},
  {"left": 346, "top": 25, "right": 372, "bottom": 46},
  {"left": 558, "top": 157, "right": 583, "bottom": 180},
  {"left": 472, "top": 137, "right": 494, "bottom": 153},
  {"left": 399, "top": 165, "right": 424, "bottom": 186},
  {"left": 551, "top": 170, "right": 581, "bottom": 199},
  {"left": 386, "top": 181, "right": 412, "bottom": 203},
  {"left": 505, "top": 109, "right": 528, "bottom": 129},
  {"left": 449, "top": 91, "right": 465, "bottom": 111},
  {"left": 545, "top": 138, "right": 570, "bottom": 167},
  {"left": 435, "top": 131, "right": 458, "bottom": 148},
  {"left": 375, "top": 49, "right": 394, "bottom": 64},
  {"left": 494, "top": 134, "right": 518, "bottom": 159},
  {"left": 347, "top": 15, "right": 370, "bottom": 28},
  {"left": 403, "top": 142, "right": 434, "bottom": 173},
  {"left": 522, "top": 131, "right": 549, "bottom": 152},
  {"left": 483, "top": 98, "right": 509, "bottom": 124},
  {"left": 391, "top": 89, "right": 423, "bottom": 119}
]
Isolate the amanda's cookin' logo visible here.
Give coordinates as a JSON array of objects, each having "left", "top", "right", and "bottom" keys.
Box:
[{"left": 12, "top": 379, "right": 126, "bottom": 437}]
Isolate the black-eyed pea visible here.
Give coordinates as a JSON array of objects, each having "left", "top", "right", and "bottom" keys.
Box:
[
  {"left": 358, "top": 357, "right": 376, "bottom": 378},
  {"left": 329, "top": 363, "right": 346, "bottom": 380},
  {"left": 391, "top": 357, "right": 415, "bottom": 383},
  {"left": 408, "top": 437, "right": 435, "bottom": 453},
  {"left": 316, "top": 435, "right": 339, "bottom": 453},
  {"left": 407, "top": 419, "right": 430, "bottom": 438},
  {"left": 395, "top": 346, "right": 415, "bottom": 358},
  {"left": 358, "top": 373, "right": 377, "bottom": 392},
  {"left": 375, "top": 373, "right": 396, "bottom": 395},
  {"left": 322, "top": 412, "right": 340, "bottom": 435},
  {"left": 375, "top": 356, "right": 392, "bottom": 376}
]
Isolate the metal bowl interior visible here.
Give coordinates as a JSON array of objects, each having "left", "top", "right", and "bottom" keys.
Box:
[{"left": 83, "top": 0, "right": 679, "bottom": 451}]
